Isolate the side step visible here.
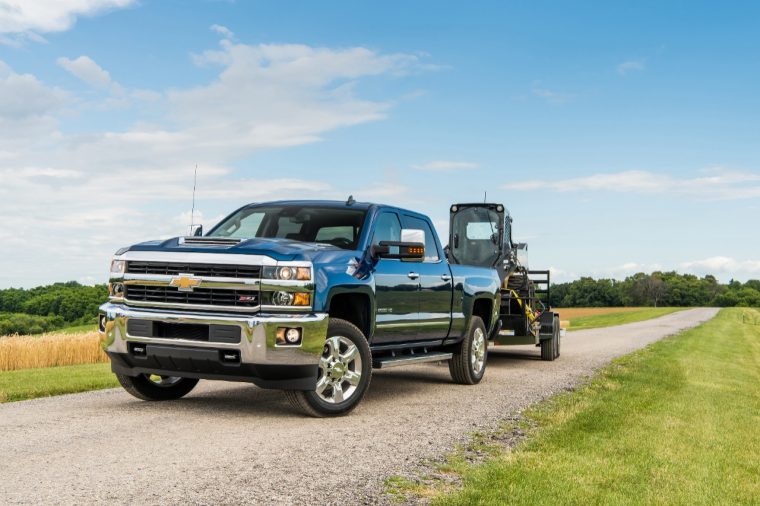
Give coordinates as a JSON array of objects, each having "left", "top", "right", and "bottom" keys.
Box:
[{"left": 373, "top": 351, "right": 453, "bottom": 369}]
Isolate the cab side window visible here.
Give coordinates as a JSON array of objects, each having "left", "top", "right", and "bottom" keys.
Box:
[
  {"left": 403, "top": 216, "right": 440, "bottom": 262},
  {"left": 372, "top": 212, "right": 402, "bottom": 256}
]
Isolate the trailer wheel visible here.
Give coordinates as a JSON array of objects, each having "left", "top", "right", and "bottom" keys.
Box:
[
  {"left": 540, "top": 317, "right": 558, "bottom": 361},
  {"left": 540, "top": 337, "right": 553, "bottom": 361},
  {"left": 285, "top": 318, "right": 372, "bottom": 417},
  {"left": 116, "top": 373, "right": 199, "bottom": 401},
  {"left": 449, "top": 316, "right": 488, "bottom": 384}
]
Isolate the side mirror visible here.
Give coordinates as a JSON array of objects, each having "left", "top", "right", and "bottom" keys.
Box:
[
  {"left": 192, "top": 224, "right": 203, "bottom": 236},
  {"left": 372, "top": 228, "right": 425, "bottom": 261}
]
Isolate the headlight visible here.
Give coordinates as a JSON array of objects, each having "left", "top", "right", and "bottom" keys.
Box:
[
  {"left": 271, "top": 291, "right": 311, "bottom": 306},
  {"left": 278, "top": 266, "right": 294, "bottom": 280},
  {"left": 110, "top": 259, "right": 126, "bottom": 276},
  {"left": 263, "top": 265, "right": 311, "bottom": 280},
  {"left": 109, "top": 283, "right": 125, "bottom": 298}
]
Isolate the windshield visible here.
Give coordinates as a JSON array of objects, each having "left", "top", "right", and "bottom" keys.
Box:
[{"left": 208, "top": 205, "right": 368, "bottom": 250}]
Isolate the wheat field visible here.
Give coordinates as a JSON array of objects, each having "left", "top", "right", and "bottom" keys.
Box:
[{"left": 0, "top": 331, "right": 107, "bottom": 372}]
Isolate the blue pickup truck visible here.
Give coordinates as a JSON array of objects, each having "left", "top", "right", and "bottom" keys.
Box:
[{"left": 99, "top": 200, "right": 501, "bottom": 416}]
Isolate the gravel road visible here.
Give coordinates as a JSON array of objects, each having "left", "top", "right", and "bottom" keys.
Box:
[{"left": 0, "top": 308, "right": 718, "bottom": 505}]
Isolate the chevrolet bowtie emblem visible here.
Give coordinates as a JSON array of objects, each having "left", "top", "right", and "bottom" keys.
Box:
[{"left": 169, "top": 274, "right": 202, "bottom": 292}]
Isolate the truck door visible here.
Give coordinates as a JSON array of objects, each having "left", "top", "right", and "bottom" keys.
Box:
[
  {"left": 401, "top": 215, "right": 453, "bottom": 340},
  {"left": 371, "top": 211, "right": 420, "bottom": 343}
]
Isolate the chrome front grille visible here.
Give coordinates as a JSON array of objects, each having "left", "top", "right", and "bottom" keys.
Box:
[
  {"left": 125, "top": 285, "right": 259, "bottom": 309},
  {"left": 122, "top": 259, "right": 262, "bottom": 312},
  {"left": 126, "top": 261, "right": 261, "bottom": 279}
]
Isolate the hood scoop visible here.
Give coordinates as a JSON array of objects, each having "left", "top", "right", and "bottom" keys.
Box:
[{"left": 178, "top": 236, "right": 243, "bottom": 248}]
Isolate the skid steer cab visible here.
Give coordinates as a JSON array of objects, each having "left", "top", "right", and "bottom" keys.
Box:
[{"left": 446, "top": 203, "right": 562, "bottom": 361}]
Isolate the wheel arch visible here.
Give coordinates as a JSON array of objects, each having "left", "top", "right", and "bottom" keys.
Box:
[{"left": 325, "top": 286, "right": 375, "bottom": 339}]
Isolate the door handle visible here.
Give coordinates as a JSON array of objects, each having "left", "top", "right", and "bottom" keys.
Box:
[
  {"left": 441, "top": 274, "right": 452, "bottom": 282},
  {"left": 407, "top": 272, "right": 420, "bottom": 280}
]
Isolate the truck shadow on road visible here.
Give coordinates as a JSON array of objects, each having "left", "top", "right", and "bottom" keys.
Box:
[
  {"left": 112, "top": 349, "right": 545, "bottom": 417},
  {"left": 488, "top": 348, "right": 543, "bottom": 361}
]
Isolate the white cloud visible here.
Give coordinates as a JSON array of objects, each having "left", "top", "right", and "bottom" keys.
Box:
[
  {"left": 210, "top": 24, "right": 234, "bottom": 39},
  {"left": 412, "top": 161, "right": 479, "bottom": 171},
  {"left": 680, "top": 257, "right": 760, "bottom": 278},
  {"left": 57, "top": 55, "right": 112, "bottom": 88},
  {"left": 0, "top": 31, "right": 46, "bottom": 47},
  {"left": 617, "top": 59, "right": 646, "bottom": 75},
  {"left": 504, "top": 168, "right": 760, "bottom": 200},
  {"left": 0, "top": 61, "right": 67, "bottom": 146},
  {"left": 548, "top": 258, "right": 760, "bottom": 284},
  {"left": 0, "top": 38, "right": 429, "bottom": 287},
  {"left": 0, "top": 0, "right": 135, "bottom": 35}
]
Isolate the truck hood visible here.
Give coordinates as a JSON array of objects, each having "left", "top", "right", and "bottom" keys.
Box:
[{"left": 124, "top": 236, "right": 353, "bottom": 262}]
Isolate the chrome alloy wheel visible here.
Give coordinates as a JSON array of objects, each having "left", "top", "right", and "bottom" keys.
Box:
[
  {"left": 316, "top": 335, "right": 363, "bottom": 404},
  {"left": 470, "top": 327, "right": 486, "bottom": 374}
]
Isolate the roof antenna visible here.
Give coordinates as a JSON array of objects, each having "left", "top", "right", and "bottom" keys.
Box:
[
  {"left": 484, "top": 191, "right": 487, "bottom": 203},
  {"left": 346, "top": 195, "right": 355, "bottom": 206},
  {"left": 189, "top": 164, "right": 198, "bottom": 235}
]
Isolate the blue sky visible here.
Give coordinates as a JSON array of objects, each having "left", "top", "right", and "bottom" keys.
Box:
[{"left": 0, "top": 0, "right": 758, "bottom": 288}]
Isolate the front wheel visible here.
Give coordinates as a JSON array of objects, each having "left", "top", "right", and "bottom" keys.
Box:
[
  {"left": 116, "top": 373, "right": 199, "bottom": 401},
  {"left": 285, "top": 318, "right": 372, "bottom": 417},
  {"left": 449, "top": 316, "right": 488, "bottom": 384}
]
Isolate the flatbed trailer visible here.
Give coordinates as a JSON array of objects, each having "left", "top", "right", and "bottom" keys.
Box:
[{"left": 447, "top": 203, "right": 561, "bottom": 361}]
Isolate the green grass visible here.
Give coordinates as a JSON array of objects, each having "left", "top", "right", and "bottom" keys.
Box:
[
  {"left": 27, "top": 322, "right": 98, "bottom": 336},
  {"left": 432, "top": 308, "right": 760, "bottom": 505},
  {"left": 59, "top": 323, "right": 98, "bottom": 333},
  {"left": 568, "top": 307, "right": 685, "bottom": 331},
  {"left": 0, "top": 362, "right": 117, "bottom": 402}
]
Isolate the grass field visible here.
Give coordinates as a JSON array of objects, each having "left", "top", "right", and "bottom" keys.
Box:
[
  {"left": 428, "top": 308, "right": 759, "bottom": 505},
  {"left": 0, "top": 362, "right": 117, "bottom": 403},
  {"left": 555, "top": 307, "right": 685, "bottom": 331},
  {"left": 0, "top": 330, "right": 107, "bottom": 371}
]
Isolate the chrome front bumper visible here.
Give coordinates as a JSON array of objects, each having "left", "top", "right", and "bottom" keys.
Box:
[{"left": 99, "top": 303, "right": 328, "bottom": 390}]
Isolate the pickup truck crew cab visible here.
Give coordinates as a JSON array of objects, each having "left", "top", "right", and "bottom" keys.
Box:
[{"left": 99, "top": 200, "right": 501, "bottom": 416}]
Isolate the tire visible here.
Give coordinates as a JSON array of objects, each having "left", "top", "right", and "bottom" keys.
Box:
[
  {"left": 540, "top": 316, "right": 559, "bottom": 361},
  {"left": 116, "top": 373, "right": 199, "bottom": 401},
  {"left": 449, "top": 316, "right": 488, "bottom": 385},
  {"left": 540, "top": 337, "right": 554, "bottom": 361},
  {"left": 285, "top": 318, "right": 372, "bottom": 417}
]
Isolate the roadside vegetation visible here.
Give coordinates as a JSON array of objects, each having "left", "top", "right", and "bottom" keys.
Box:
[
  {"left": 0, "top": 329, "right": 112, "bottom": 402},
  {"left": 1, "top": 273, "right": 757, "bottom": 336},
  {"left": 0, "top": 282, "right": 107, "bottom": 335},
  {"left": 556, "top": 307, "right": 685, "bottom": 331},
  {"left": 405, "top": 309, "right": 760, "bottom": 505},
  {"left": 0, "top": 363, "right": 117, "bottom": 403},
  {"left": 0, "top": 330, "right": 106, "bottom": 371},
  {"left": 550, "top": 271, "right": 760, "bottom": 308}
]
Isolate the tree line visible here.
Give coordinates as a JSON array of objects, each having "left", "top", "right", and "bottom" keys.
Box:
[
  {"left": 0, "top": 282, "right": 108, "bottom": 335},
  {"left": 548, "top": 272, "right": 760, "bottom": 308},
  {"left": 0, "top": 273, "right": 757, "bottom": 335}
]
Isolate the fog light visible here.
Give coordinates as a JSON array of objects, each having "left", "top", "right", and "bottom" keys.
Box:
[
  {"left": 276, "top": 327, "right": 302, "bottom": 346},
  {"left": 285, "top": 328, "right": 301, "bottom": 344}
]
